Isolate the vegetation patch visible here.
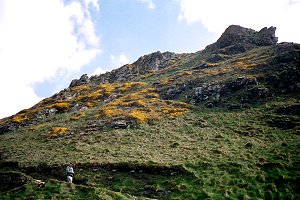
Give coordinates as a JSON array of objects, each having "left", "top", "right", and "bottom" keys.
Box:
[
  {"left": 45, "top": 127, "right": 69, "bottom": 138},
  {"left": 97, "top": 88, "right": 191, "bottom": 124},
  {"left": 12, "top": 113, "right": 28, "bottom": 124},
  {"left": 48, "top": 102, "right": 70, "bottom": 111},
  {"left": 28, "top": 123, "right": 49, "bottom": 132}
]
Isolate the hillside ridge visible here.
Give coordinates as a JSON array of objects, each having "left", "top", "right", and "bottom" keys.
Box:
[
  {"left": 0, "top": 24, "right": 300, "bottom": 200},
  {"left": 69, "top": 25, "right": 279, "bottom": 88}
]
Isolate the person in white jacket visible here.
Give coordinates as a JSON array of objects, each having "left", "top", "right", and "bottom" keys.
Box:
[{"left": 66, "top": 163, "right": 74, "bottom": 183}]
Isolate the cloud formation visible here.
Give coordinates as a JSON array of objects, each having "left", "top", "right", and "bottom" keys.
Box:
[
  {"left": 137, "top": 0, "right": 155, "bottom": 10},
  {"left": 178, "top": 0, "right": 300, "bottom": 43},
  {"left": 110, "top": 53, "right": 130, "bottom": 68},
  {"left": 91, "top": 67, "right": 107, "bottom": 76},
  {"left": 0, "top": 0, "right": 101, "bottom": 118}
]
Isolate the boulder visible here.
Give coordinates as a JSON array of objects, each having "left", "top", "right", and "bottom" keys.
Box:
[
  {"left": 112, "top": 120, "right": 131, "bottom": 129},
  {"left": 226, "top": 77, "right": 258, "bottom": 92},
  {"left": 241, "top": 86, "right": 269, "bottom": 103},
  {"left": 192, "top": 63, "right": 209, "bottom": 70},
  {"left": 134, "top": 51, "right": 178, "bottom": 71},
  {"left": 69, "top": 74, "right": 90, "bottom": 87},
  {"left": 48, "top": 108, "right": 58, "bottom": 116},
  {"left": 0, "top": 122, "right": 18, "bottom": 134},
  {"left": 193, "top": 84, "right": 222, "bottom": 103}
]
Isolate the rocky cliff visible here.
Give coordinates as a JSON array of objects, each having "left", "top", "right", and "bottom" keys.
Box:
[{"left": 1, "top": 25, "right": 300, "bottom": 200}]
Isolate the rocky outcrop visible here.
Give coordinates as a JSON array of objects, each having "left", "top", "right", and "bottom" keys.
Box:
[
  {"left": 204, "top": 25, "right": 278, "bottom": 56},
  {"left": 159, "top": 76, "right": 270, "bottom": 106},
  {"left": 133, "top": 51, "right": 177, "bottom": 71},
  {"left": 112, "top": 120, "right": 131, "bottom": 129},
  {"left": 69, "top": 74, "right": 90, "bottom": 87},
  {"left": 87, "top": 51, "right": 179, "bottom": 85},
  {"left": 266, "top": 43, "right": 300, "bottom": 93}
]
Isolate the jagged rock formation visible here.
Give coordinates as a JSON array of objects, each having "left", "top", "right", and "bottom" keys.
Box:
[
  {"left": 70, "top": 25, "right": 280, "bottom": 87},
  {"left": 203, "top": 25, "right": 278, "bottom": 62},
  {"left": 133, "top": 51, "right": 177, "bottom": 71},
  {"left": 1, "top": 25, "right": 299, "bottom": 133},
  {"left": 205, "top": 25, "right": 277, "bottom": 54},
  {"left": 71, "top": 51, "right": 179, "bottom": 87},
  {"left": 69, "top": 74, "right": 90, "bottom": 87}
]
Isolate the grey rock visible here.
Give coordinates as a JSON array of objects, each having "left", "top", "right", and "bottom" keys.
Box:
[
  {"left": 193, "top": 84, "right": 222, "bottom": 103},
  {"left": 134, "top": 51, "right": 177, "bottom": 71},
  {"left": 88, "top": 51, "right": 179, "bottom": 85},
  {"left": 79, "top": 107, "right": 88, "bottom": 112},
  {"left": 192, "top": 63, "right": 209, "bottom": 70},
  {"left": 225, "top": 77, "right": 258, "bottom": 92},
  {"left": 48, "top": 108, "right": 58, "bottom": 116},
  {"left": 69, "top": 74, "right": 90, "bottom": 87},
  {"left": 112, "top": 120, "right": 130, "bottom": 129},
  {"left": 204, "top": 25, "right": 278, "bottom": 55},
  {"left": 207, "top": 54, "right": 226, "bottom": 63},
  {"left": 241, "top": 87, "right": 269, "bottom": 103}
]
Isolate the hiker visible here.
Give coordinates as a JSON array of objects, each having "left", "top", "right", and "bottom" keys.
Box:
[{"left": 66, "top": 163, "right": 74, "bottom": 183}]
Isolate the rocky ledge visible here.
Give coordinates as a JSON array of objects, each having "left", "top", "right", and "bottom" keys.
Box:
[{"left": 204, "top": 25, "right": 278, "bottom": 61}]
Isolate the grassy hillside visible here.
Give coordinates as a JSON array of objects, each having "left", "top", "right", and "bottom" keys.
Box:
[{"left": 1, "top": 26, "right": 300, "bottom": 199}]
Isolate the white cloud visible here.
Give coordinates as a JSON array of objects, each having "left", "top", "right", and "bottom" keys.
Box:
[
  {"left": 137, "top": 0, "right": 155, "bottom": 10},
  {"left": 91, "top": 67, "right": 107, "bottom": 76},
  {"left": 84, "top": 0, "right": 100, "bottom": 11},
  {"left": 110, "top": 53, "right": 129, "bottom": 68},
  {"left": 0, "top": 0, "right": 101, "bottom": 118},
  {"left": 178, "top": 0, "right": 300, "bottom": 43},
  {"left": 1, "top": 85, "right": 42, "bottom": 118}
]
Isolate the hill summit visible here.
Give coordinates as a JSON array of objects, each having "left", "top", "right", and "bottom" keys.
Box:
[{"left": 0, "top": 25, "right": 300, "bottom": 199}]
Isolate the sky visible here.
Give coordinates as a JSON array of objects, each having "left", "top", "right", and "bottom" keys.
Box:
[{"left": 0, "top": 0, "right": 299, "bottom": 118}]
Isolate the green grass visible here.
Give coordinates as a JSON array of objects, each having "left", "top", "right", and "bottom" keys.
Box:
[
  {"left": 1, "top": 94, "right": 299, "bottom": 199},
  {"left": 0, "top": 178, "right": 131, "bottom": 200}
]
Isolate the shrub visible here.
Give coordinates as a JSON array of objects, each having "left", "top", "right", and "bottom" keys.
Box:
[
  {"left": 120, "top": 82, "right": 146, "bottom": 92},
  {"left": 38, "top": 97, "right": 54, "bottom": 105},
  {"left": 29, "top": 123, "right": 49, "bottom": 131},
  {"left": 167, "top": 101, "right": 191, "bottom": 108},
  {"left": 146, "top": 93, "right": 160, "bottom": 99},
  {"left": 180, "top": 71, "right": 193, "bottom": 76},
  {"left": 87, "top": 90, "right": 103, "bottom": 100},
  {"left": 12, "top": 114, "right": 28, "bottom": 123},
  {"left": 201, "top": 67, "right": 232, "bottom": 75},
  {"left": 46, "top": 127, "right": 69, "bottom": 138},
  {"left": 70, "top": 85, "right": 89, "bottom": 92},
  {"left": 97, "top": 87, "right": 191, "bottom": 124},
  {"left": 100, "top": 83, "right": 116, "bottom": 95},
  {"left": 70, "top": 112, "right": 86, "bottom": 121},
  {"left": 75, "top": 95, "right": 84, "bottom": 101},
  {"left": 99, "top": 106, "right": 120, "bottom": 117},
  {"left": 131, "top": 100, "right": 147, "bottom": 107},
  {"left": 49, "top": 102, "right": 70, "bottom": 111},
  {"left": 86, "top": 102, "right": 96, "bottom": 108},
  {"left": 161, "top": 107, "right": 189, "bottom": 117},
  {"left": 128, "top": 110, "right": 148, "bottom": 123}
]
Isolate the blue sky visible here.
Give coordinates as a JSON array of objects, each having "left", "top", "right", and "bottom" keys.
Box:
[{"left": 0, "top": 0, "right": 299, "bottom": 118}]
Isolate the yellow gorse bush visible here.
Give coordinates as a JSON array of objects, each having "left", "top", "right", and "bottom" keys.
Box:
[
  {"left": 129, "top": 110, "right": 148, "bottom": 123},
  {"left": 46, "top": 127, "right": 69, "bottom": 137},
  {"left": 12, "top": 114, "right": 28, "bottom": 123},
  {"left": 48, "top": 102, "right": 70, "bottom": 111},
  {"left": 87, "top": 90, "right": 103, "bottom": 100},
  {"left": 120, "top": 82, "right": 146, "bottom": 92},
  {"left": 98, "top": 86, "right": 191, "bottom": 124}
]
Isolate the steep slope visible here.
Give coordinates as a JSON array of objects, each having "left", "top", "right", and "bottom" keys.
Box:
[{"left": 1, "top": 25, "right": 300, "bottom": 199}]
